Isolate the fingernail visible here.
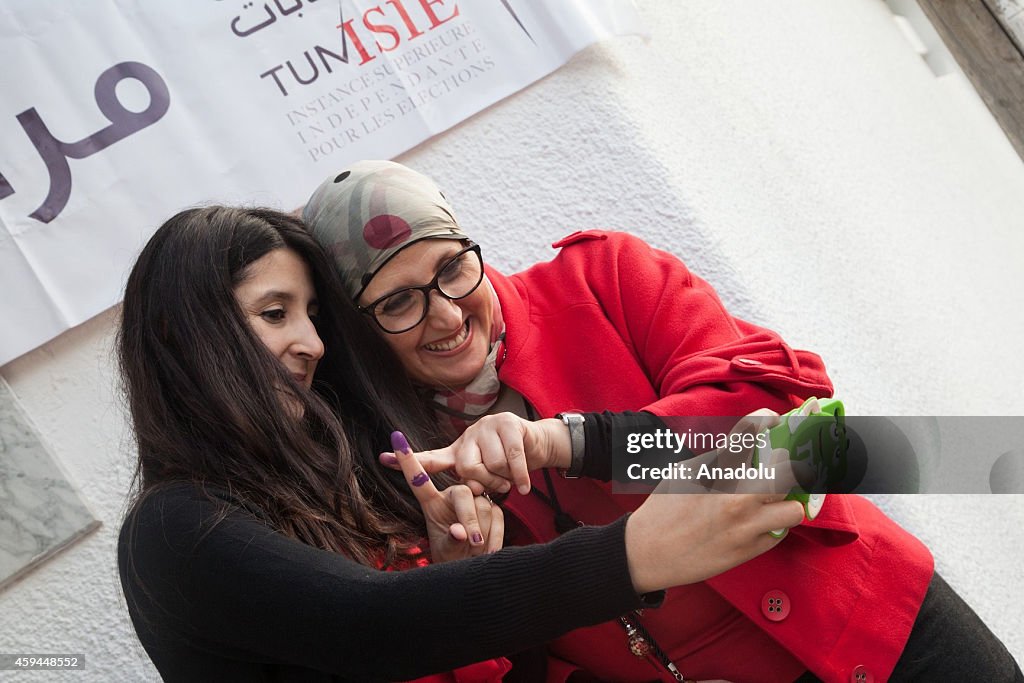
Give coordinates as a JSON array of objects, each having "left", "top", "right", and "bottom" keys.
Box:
[
  {"left": 411, "top": 472, "right": 430, "bottom": 487},
  {"left": 379, "top": 453, "right": 399, "bottom": 466},
  {"left": 517, "top": 483, "right": 531, "bottom": 495},
  {"left": 391, "top": 431, "right": 411, "bottom": 454},
  {"left": 471, "top": 532, "right": 483, "bottom": 544}
]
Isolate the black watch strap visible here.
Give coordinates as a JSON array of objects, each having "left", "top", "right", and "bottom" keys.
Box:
[{"left": 557, "top": 412, "right": 586, "bottom": 478}]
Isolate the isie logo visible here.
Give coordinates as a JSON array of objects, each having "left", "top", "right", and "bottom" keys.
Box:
[{"left": 258, "top": 0, "right": 533, "bottom": 97}]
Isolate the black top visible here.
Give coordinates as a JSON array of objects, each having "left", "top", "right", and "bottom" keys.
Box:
[
  {"left": 118, "top": 481, "right": 645, "bottom": 682},
  {"left": 580, "top": 410, "right": 670, "bottom": 481}
]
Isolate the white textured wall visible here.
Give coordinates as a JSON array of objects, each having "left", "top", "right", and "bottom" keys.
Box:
[{"left": 1, "top": 1, "right": 1022, "bottom": 679}]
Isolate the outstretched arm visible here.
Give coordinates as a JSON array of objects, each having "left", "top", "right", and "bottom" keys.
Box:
[{"left": 120, "top": 480, "right": 801, "bottom": 681}]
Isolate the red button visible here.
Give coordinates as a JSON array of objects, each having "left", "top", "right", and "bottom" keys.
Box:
[
  {"left": 850, "top": 665, "right": 873, "bottom": 683},
  {"left": 761, "top": 589, "right": 790, "bottom": 621}
]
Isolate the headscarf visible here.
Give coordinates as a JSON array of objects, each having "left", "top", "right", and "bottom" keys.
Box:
[
  {"left": 303, "top": 160, "right": 506, "bottom": 435},
  {"left": 303, "top": 160, "right": 466, "bottom": 299}
]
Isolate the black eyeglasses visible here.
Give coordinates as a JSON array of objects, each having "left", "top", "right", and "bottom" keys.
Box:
[{"left": 360, "top": 243, "right": 484, "bottom": 334}]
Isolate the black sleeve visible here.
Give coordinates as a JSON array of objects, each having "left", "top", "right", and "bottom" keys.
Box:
[
  {"left": 119, "top": 483, "right": 644, "bottom": 682},
  {"left": 580, "top": 410, "right": 672, "bottom": 481}
]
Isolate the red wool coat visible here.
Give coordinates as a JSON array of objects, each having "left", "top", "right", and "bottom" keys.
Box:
[{"left": 488, "top": 231, "right": 933, "bottom": 683}]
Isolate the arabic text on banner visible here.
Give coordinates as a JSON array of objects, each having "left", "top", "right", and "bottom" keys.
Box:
[{"left": 0, "top": 0, "right": 645, "bottom": 366}]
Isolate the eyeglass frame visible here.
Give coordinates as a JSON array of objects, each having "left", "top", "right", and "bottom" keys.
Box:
[{"left": 358, "top": 242, "right": 484, "bottom": 334}]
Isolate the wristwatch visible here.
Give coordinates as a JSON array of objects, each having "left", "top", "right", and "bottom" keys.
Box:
[{"left": 556, "top": 412, "right": 586, "bottom": 478}]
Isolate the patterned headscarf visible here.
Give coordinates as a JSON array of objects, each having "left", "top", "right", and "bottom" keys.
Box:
[
  {"left": 303, "top": 160, "right": 506, "bottom": 434},
  {"left": 303, "top": 160, "right": 467, "bottom": 299}
]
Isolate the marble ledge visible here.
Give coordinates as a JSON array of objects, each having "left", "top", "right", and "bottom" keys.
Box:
[{"left": 0, "top": 377, "right": 100, "bottom": 592}]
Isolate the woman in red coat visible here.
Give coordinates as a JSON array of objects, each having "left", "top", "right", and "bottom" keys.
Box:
[{"left": 304, "top": 160, "right": 1021, "bottom": 683}]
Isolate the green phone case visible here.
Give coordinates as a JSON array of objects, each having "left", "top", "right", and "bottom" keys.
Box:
[{"left": 753, "top": 398, "right": 847, "bottom": 538}]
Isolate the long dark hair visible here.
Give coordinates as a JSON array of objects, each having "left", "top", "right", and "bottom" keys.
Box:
[{"left": 118, "top": 206, "right": 444, "bottom": 566}]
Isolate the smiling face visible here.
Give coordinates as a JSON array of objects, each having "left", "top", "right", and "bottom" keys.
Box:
[
  {"left": 234, "top": 247, "right": 324, "bottom": 389},
  {"left": 359, "top": 239, "right": 493, "bottom": 389}
]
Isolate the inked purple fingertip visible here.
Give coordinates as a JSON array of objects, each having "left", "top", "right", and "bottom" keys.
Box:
[
  {"left": 471, "top": 532, "right": 483, "bottom": 545},
  {"left": 391, "top": 431, "right": 411, "bottom": 454},
  {"left": 411, "top": 472, "right": 430, "bottom": 487}
]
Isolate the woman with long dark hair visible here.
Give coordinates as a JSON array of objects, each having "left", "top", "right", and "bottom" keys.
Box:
[
  {"left": 118, "top": 206, "right": 446, "bottom": 562},
  {"left": 117, "top": 205, "right": 803, "bottom": 682}
]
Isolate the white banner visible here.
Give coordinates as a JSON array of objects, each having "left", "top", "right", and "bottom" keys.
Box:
[{"left": 0, "top": 0, "right": 644, "bottom": 366}]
